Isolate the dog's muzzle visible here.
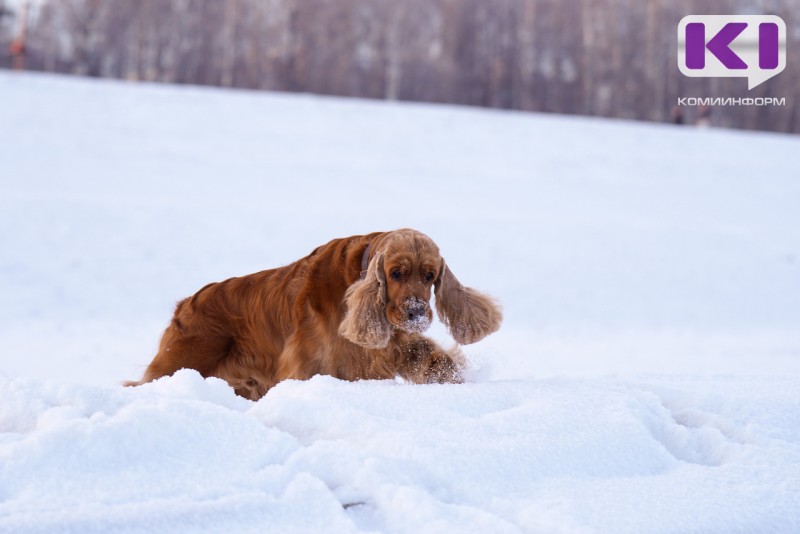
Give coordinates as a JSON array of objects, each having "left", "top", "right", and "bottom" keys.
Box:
[{"left": 401, "top": 297, "right": 431, "bottom": 333}]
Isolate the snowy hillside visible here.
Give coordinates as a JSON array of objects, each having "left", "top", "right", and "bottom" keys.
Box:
[{"left": 1, "top": 71, "right": 799, "bottom": 532}]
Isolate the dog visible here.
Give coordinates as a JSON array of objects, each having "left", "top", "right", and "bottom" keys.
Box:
[{"left": 125, "top": 229, "right": 502, "bottom": 399}]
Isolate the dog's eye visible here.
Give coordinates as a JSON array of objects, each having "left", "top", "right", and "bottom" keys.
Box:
[
  {"left": 390, "top": 270, "right": 402, "bottom": 280},
  {"left": 424, "top": 272, "right": 435, "bottom": 283}
]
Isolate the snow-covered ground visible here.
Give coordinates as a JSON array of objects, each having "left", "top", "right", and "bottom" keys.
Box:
[{"left": 1, "top": 71, "right": 799, "bottom": 532}]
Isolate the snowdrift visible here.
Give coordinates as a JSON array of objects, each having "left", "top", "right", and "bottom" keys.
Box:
[{"left": 2, "top": 372, "right": 799, "bottom": 533}]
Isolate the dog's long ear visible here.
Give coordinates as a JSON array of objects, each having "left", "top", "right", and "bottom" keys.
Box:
[
  {"left": 339, "top": 252, "right": 392, "bottom": 348},
  {"left": 434, "top": 259, "right": 502, "bottom": 345}
]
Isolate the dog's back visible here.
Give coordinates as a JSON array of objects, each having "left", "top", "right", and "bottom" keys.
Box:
[{"left": 126, "top": 236, "right": 373, "bottom": 398}]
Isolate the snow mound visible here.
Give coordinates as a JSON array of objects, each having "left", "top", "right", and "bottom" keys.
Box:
[{"left": 1, "top": 373, "right": 799, "bottom": 532}]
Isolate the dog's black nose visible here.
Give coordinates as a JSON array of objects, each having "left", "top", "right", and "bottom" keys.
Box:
[{"left": 407, "top": 307, "right": 425, "bottom": 322}]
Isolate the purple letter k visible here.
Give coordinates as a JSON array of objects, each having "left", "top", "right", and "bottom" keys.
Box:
[{"left": 686, "top": 22, "right": 748, "bottom": 70}]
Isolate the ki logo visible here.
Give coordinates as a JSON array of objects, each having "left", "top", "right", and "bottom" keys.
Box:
[{"left": 678, "top": 15, "right": 786, "bottom": 90}]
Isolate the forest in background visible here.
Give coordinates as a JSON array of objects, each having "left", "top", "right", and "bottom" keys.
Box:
[{"left": 0, "top": 0, "right": 798, "bottom": 133}]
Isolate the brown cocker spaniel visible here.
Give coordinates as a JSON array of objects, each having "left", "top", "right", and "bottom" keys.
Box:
[{"left": 125, "top": 229, "right": 502, "bottom": 399}]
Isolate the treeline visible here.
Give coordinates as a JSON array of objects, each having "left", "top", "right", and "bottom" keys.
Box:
[{"left": 1, "top": 0, "right": 798, "bottom": 132}]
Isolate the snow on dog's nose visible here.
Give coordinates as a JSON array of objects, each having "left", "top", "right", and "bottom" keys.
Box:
[{"left": 402, "top": 297, "right": 431, "bottom": 333}]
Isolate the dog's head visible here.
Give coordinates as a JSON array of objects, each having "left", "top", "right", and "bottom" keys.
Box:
[{"left": 339, "top": 229, "right": 502, "bottom": 349}]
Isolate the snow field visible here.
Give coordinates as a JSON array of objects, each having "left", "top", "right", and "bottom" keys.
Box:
[{"left": 1, "top": 71, "right": 799, "bottom": 532}]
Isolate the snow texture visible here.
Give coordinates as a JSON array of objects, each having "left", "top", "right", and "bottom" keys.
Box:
[
  {"left": 400, "top": 297, "right": 432, "bottom": 334},
  {"left": 1, "top": 71, "right": 799, "bottom": 532}
]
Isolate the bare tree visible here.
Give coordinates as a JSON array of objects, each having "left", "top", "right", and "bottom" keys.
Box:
[{"left": 0, "top": 1, "right": 12, "bottom": 67}]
